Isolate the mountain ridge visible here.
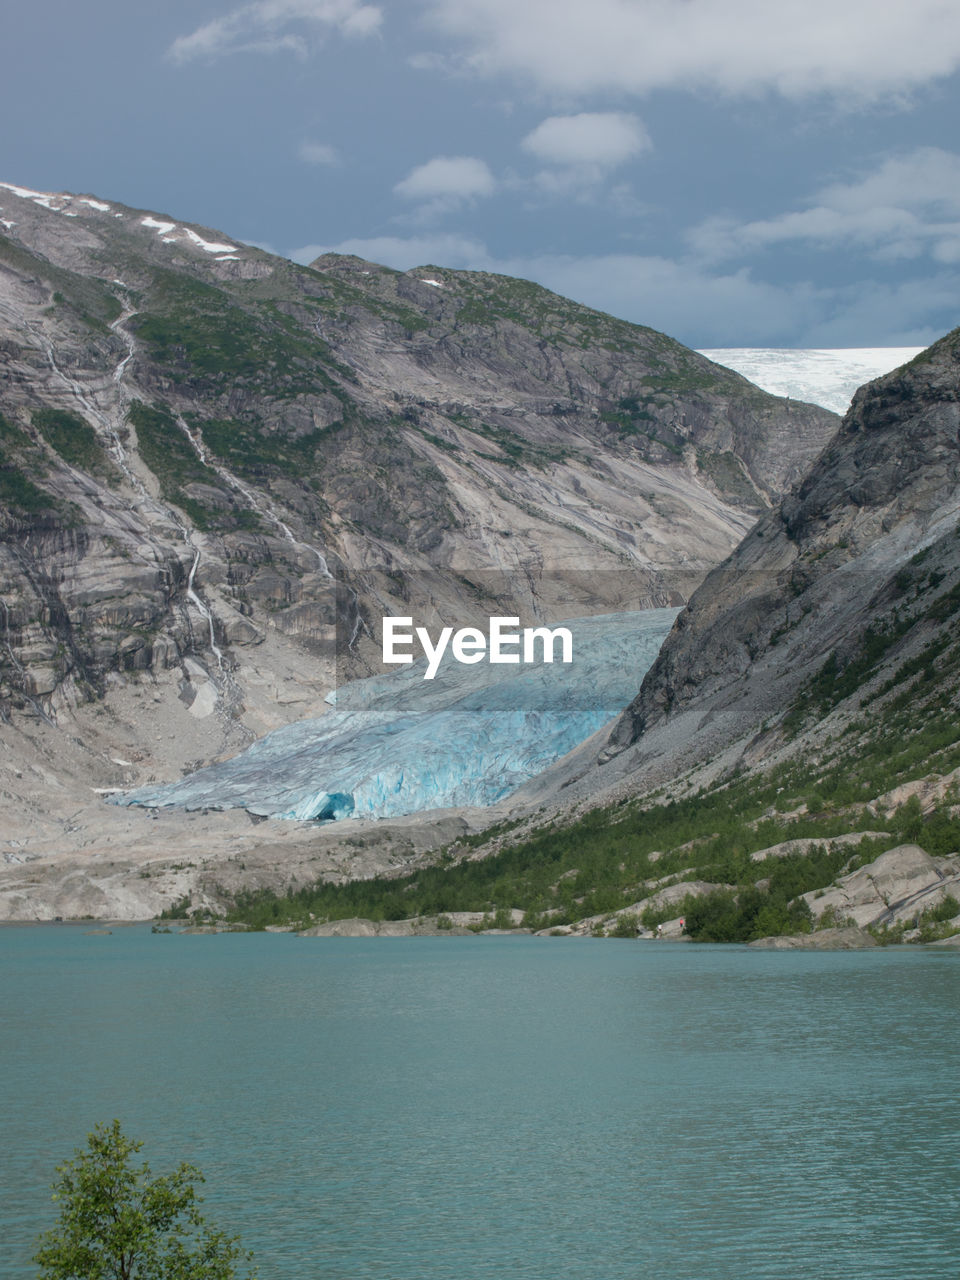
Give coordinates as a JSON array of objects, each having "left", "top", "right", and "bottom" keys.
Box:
[{"left": 0, "top": 179, "right": 839, "bottom": 917}]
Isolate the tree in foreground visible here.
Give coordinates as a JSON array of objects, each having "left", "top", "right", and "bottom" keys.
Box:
[{"left": 33, "top": 1120, "right": 256, "bottom": 1280}]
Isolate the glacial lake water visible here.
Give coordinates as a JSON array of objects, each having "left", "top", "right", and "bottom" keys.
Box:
[{"left": 3, "top": 928, "right": 960, "bottom": 1280}]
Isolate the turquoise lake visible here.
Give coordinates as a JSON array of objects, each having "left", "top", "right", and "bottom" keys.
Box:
[{"left": 3, "top": 927, "right": 959, "bottom": 1278}]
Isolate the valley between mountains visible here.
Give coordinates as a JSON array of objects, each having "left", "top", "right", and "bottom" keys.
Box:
[{"left": 1, "top": 181, "right": 958, "bottom": 944}]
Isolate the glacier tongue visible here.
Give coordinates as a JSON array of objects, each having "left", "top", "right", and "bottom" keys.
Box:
[
  {"left": 111, "top": 609, "right": 678, "bottom": 822},
  {"left": 698, "top": 347, "right": 924, "bottom": 415}
]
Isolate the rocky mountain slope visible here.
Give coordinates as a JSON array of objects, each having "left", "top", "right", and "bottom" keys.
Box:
[
  {"left": 0, "top": 180, "right": 840, "bottom": 913},
  {"left": 429, "top": 327, "right": 960, "bottom": 944},
  {"left": 602, "top": 328, "right": 960, "bottom": 773}
]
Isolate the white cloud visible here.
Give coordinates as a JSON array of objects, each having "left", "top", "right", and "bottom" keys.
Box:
[
  {"left": 394, "top": 155, "right": 496, "bottom": 202},
  {"left": 299, "top": 140, "right": 340, "bottom": 165},
  {"left": 422, "top": 0, "right": 960, "bottom": 101},
  {"left": 169, "top": 0, "right": 382, "bottom": 63},
  {"left": 690, "top": 148, "right": 960, "bottom": 264},
  {"left": 521, "top": 113, "right": 650, "bottom": 168}
]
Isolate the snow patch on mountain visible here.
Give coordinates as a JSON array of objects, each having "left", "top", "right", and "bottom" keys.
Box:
[
  {"left": 0, "top": 183, "right": 115, "bottom": 217},
  {"left": 184, "top": 227, "right": 237, "bottom": 254},
  {"left": 140, "top": 216, "right": 238, "bottom": 255},
  {"left": 142, "top": 216, "right": 176, "bottom": 234},
  {"left": 699, "top": 348, "right": 924, "bottom": 415}
]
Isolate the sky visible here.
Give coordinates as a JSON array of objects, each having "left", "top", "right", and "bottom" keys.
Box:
[{"left": 3, "top": 0, "right": 960, "bottom": 347}]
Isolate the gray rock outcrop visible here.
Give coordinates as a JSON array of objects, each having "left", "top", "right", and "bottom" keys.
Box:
[
  {"left": 802, "top": 844, "right": 960, "bottom": 930},
  {"left": 581, "top": 328, "right": 960, "bottom": 797},
  {"left": 750, "top": 927, "right": 878, "bottom": 950}
]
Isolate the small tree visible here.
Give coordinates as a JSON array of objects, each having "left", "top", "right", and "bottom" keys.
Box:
[{"left": 33, "top": 1120, "right": 255, "bottom": 1280}]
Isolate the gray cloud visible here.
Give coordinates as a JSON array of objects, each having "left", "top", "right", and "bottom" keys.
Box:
[
  {"left": 690, "top": 148, "right": 960, "bottom": 264},
  {"left": 422, "top": 0, "right": 960, "bottom": 101}
]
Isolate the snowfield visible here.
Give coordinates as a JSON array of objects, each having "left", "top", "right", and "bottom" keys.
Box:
[{"left": 698, "top": 347, "right": 924, "bottom": 415}]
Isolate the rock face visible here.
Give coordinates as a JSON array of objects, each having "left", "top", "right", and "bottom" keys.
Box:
[
  {"left": 0, "top": 185, "right": 836, "bottom": 723},
  {"left": 299, "top": 914, "right": 484, "bottom": 937},
  {"left": 801, "top": 844, "right": 960, "bottom": 930},
  {"left": 597, "top": 329, "right": 960, "bottom": 780},
  {"left": 0, "top": 180, "right": 839, "bottom": 910}
]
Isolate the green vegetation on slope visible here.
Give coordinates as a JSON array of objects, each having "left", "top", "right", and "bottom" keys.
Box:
[
  {"left": 0, "top": 460, "right": 53, "bottom": 516},
  {"left": 0, "top": 411, "right": 58, "bottom": 518},
  {"left": 132, "top": 269, "right": 351, "bottom": 400},
  {"left": 127, "top": 401, "right": 261, "bottom": 531},
  {"left": 33, "top": 408, "right": 119, "bottom": 482},
  {"left": 196, "top": 414, "right": 342, "bottom": 481}
]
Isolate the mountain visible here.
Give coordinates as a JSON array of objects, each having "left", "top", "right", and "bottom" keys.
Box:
[
  {"left": 0, "top": 180, "right": 840, "bottom": 915},
  {"left": 220, "top": 328, "right": 960, "bottom": 942},
  {"left": 603, "top": 328, "right": 960, "bottom": 772}
]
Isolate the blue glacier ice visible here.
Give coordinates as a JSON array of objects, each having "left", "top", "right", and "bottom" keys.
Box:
[{"left": 111, "top": 609, "right": 678, "bottom": 822}]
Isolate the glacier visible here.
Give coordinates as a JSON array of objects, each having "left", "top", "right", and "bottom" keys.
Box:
[
  {"left": 111, "top": 609, "right": 678, "bottom": 823},
  {"left": 698, "top": 347, "right": 924, "bottom": 415}
]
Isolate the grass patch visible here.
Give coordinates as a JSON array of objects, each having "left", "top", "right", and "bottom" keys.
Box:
[
  {"left": 0, "top": 463, "right": 54, "bottom": 515},
  {"left": 133, "top": 270, "right": 351, "bottom": 400},
  {"left": 0, "top": 411, "right": 60, "bottom": 519},
  {"left": 128, "top": 401, "right": 227, "bottom": 530},
  {"left": 196, "top": 414, "right": 343, "bottom": 481},
  {"left": 33, "top": 408, "right": 119, "bottom": 482}
]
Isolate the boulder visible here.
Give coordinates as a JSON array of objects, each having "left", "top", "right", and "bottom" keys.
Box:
[
  {"left": 749, "top": 831, "right": 889, "bottom": 862},
  {"left": 300, "top": 917, "right": 379, "bottom": 937},
  {"left": 802, "top": 844, "right": 960, "bottom": 929}
]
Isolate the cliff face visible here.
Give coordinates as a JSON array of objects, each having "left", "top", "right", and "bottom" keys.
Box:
[
  {"left": 601, "top": 328, "right": 960, "bottom": 778},
  {"left": 0, "top": 181, "right": 838, "bottom": 734}
]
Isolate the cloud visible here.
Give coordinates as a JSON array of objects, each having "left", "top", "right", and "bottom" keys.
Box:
[
  {"left": 690, "top": 147, "right": 960, "bottom": 264},
  {"left": 422, "top": 0, "right": 960, "bottom": 101},
  {"left": 797, "top": 275, "right": 960, "bottom": 347},
  {"left": 299, "top": 140, "right": 339, "bottom": 165},
  {"left": 394, "top": 155, "right": 496, "bottom": 203},
  {"left": 169, "top": 0, "right": 382, "bottom": 63},
  {"left": 521, "top": 113, "right": 650, "bottom": 168}
]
